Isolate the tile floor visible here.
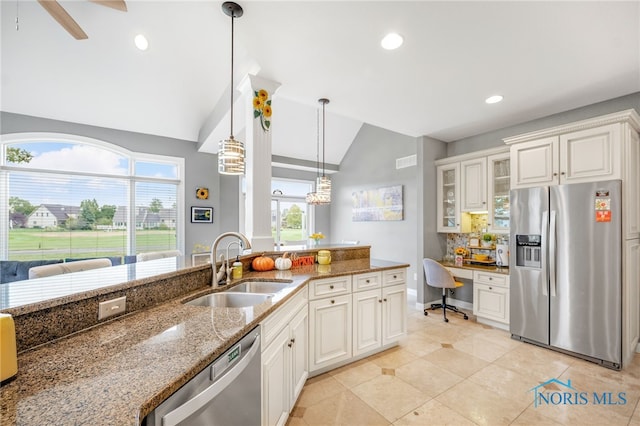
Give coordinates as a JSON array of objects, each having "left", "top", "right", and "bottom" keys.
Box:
[{"left": 287, "top": 296, "right": 640, "bottom": 425}]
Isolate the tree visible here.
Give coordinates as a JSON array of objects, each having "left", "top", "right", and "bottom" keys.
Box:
[
  {"left": 80, "top": 199, "right": 100, "bottom": 228},
  {"left": 6, "top": 147, "right": 33, "bottom": 164},
  {"left": 99, "top": 204, "right": 116, "bottom": 221},
  {"left": 149, "top": 198, "right": 163, "bottom": 213},
  {"left": 285, "top": 204, "right": 303, "bottom": 229},
  {"left": 9, "top": 197, "right": 35, "bottom": 216}
]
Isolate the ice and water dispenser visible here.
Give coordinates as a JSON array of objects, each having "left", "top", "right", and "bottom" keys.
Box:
[{"left": 515, "top": 235, "right": 542, "bottom": 268}]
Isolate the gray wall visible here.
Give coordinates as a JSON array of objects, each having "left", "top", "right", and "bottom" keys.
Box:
[
  {"left": 1, "top": 112, "right": 226, "bottom": 255},
  {"left": 447, "top": 92, "right": 640, "bottom": 157},
  {"left": 331, "top": 124, "right": 419, "bottom": 290}
]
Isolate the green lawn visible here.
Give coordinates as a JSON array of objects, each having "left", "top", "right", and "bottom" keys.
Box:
[{"left": 8, "top": 228, "right": 176, "bottom": 261}]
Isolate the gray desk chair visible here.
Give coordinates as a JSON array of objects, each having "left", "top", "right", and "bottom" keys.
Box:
[{"left": 423, "top": 258, "right": 469, "bottom": 322}]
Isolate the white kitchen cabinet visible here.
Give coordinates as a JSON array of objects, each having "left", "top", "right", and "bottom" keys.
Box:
[
  {"left": 473, "top": 271, "right": 509, "bottom": 330},
  {"left": 353, "top": 270, "right": 407, "bottom": 357},
  {"left": 436, "top": 162, "right": 462, "bottom": 232},
  {"left": 381, "top": 283, "right": 407, "bottom": 345},
  {"left": 261, "top": 288, "right": 308, "bottom": 426},
  {"left": 624, "top": 127, "right": 640, "bottom": 240},
  {"left": 309, "top": 294, "right": 352, "bottom": 372},
  {"left": 308, "top": 275, "right": 353, "bottom": 373},
  {"left": 436, "top": 146, "right": 510, "bottom": 233},
  {"left": 486, "top": 152, "right": 511, "bottom": 233},
  {"left": 509, "top": 123, "right": 622, "bottom": 189},
  {"left": 460, "top": 157, "right": 487, "bottom": 211},
  {"left": 353, "top": 287, "right": 382, "bottom": 356}
]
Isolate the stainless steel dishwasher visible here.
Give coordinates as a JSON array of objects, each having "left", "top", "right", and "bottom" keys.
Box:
[{"left": 145, "top": 326, "right": 261, "bottom": 426}]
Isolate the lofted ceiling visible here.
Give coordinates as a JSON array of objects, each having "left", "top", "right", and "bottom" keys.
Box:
[{"left": 1, "top": 1, "right": 638, "bottom": 167}]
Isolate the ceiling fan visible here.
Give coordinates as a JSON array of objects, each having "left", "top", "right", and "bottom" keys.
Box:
[{"left": 37, "top": 0, "right": 127, "bottom": 40}]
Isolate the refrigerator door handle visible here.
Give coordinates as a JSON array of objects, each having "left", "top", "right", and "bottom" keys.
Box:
[
  {"left": 549, "top": 210, "right": 557, "bottom": 297},
  {"left": 541, "top": 210, "right": 549, "bottom": 297}
]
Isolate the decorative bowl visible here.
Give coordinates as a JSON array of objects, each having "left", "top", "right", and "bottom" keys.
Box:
[{"left": 473, "top": 254, "right": 490, "bottom": 261}]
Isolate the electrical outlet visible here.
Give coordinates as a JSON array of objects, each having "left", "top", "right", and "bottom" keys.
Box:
[{"left": 98, "top": 296, "right": 126, "bottom": 320}]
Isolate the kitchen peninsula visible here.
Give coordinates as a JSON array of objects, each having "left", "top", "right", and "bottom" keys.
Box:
[{"left": 0, "top": 245, "right": 408, "bottom": 425}]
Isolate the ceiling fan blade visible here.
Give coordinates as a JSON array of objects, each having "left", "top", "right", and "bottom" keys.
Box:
[
  {"left": 37, "top": 0, "right": 88, "bottom": 40},
  {"left": 90, "top": 0, "right": 127, "bottom": 12}
]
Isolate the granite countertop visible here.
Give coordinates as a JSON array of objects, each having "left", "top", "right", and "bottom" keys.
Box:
[{"left": 0, "top": 258, "right": 409, "bottom": 426}]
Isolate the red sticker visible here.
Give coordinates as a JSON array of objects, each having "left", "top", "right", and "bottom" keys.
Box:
[{"left": 596, "top": 210, "right": 611, "bottom": 222}]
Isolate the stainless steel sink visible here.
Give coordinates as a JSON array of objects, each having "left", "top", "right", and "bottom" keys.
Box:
[
  {"left": 226, "top": 281, "right": 291, "bottom": 294},
  {"left": 185, "top": 292, "right": 273, "bottom": 308}
]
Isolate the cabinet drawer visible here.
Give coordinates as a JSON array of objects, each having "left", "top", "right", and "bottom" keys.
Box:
[
  {"left": 473, "top": 271, "right": 509, "bottom": 288},
  {"left": 261, "top": 286, "right": 308, "bottom": 348},
  {"left": 353, "top": 271, "right": 382, "bottom": 292},
  {"left": 382, "top": 269, "right": 406, "bottom": 287},
  {"left": 309, "top": 275, "right": 352, "bottom": 300},
  {"left": 473, "top": 283, "right": 509, "bottom": 324}
]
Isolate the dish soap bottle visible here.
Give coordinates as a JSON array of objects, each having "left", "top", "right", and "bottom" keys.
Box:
[{"left": 232, "top": 256, "right": 243, "bottom": 279}]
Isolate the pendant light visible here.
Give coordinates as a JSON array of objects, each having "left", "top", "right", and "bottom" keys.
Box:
[
  {"left": 316, "top": 98, "right": 331, "bottom": 203},
  {"left": 218, "top": 2, "right": 245, "bottom": 175},
  {"left": 305, "top": 99, "right": 331, "bottom": 206}
]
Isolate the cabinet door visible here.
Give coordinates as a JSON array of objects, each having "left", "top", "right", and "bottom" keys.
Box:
[
  {"left": 560, "top": 124, "right": 621, "bottom": 184},
  {"left": 262, "top": 326, "right": 290, "bottom": 426},
  {"left": 460, "top": 157, "right": 487, "bottom": 211},
  {"left": 352, "top": 289, "right": 382, "bottom": 356},
  {"left": 487, "top": 153, "right": 510, "bottom": 233},
  {"left": 473, "top": 282, "right": 509, "bottom": 324},
  {"left": 437, "top": 163, "right": 461, "bottom": 232},
  {"left": 624, "top": 126, "right": 640, "bottom": 240},
  {"left": 289, "top": 307, "right": 308, "bottom": 406},
  {"left": 309, "top": 294, "right": 352, "bottom": 372},
  {"left": 382, "top": 284, "right": 407, "bottom": 345},
  {"left": 510, "top": 137, "right": 559, "bottom": 188}
]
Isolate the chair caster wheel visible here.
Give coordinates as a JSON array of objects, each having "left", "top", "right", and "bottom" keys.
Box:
[
  {"left": 444, "top": 318, "right": 449, "bottom": 323},
  {"left": 463, "top": 315, "right": 469, "bottom": 320},
  {"left": 424, "top": 311, "right": 428, "bottom": 316}
]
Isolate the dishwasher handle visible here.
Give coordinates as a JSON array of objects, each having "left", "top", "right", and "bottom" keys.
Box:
[{"left": 162, "top": 333, "right": 261, "bottom": 426}]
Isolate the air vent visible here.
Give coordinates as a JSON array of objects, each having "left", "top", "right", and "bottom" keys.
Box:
[{"left": 396, "top": 155, "right": 417, "bottom": 169}]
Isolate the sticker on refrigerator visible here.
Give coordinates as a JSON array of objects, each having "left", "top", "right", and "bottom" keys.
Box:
[{"left": 595, "top": 197, "right": 611, "bottom": 223}]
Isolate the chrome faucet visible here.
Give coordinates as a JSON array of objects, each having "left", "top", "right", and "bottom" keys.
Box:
[{"left": 210, "top": 232, "right": 252, "bottom": 286}]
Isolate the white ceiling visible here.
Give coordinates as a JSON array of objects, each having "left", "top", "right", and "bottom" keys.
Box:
[{"left": 1, "top": 1, "right": 639, "bottom": 167}]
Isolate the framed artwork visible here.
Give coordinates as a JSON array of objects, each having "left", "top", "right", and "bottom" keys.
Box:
[
  {"left": 191, "top": 206, "right": 213, "bottom": 223},
  {"left": 351, "top": 185, "right": 403, "bottom": 221}
]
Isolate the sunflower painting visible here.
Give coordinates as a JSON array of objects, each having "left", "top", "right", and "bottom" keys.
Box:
[
  {"left": 253, "top": 89, "right": 272, "bottom": 132},
  {"left": 196, "top": 187, "right": 209, "bottom": 200}
]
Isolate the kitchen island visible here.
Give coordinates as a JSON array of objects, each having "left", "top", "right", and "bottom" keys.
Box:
[{"left": 0, "top": 246, "right": 408, "bottom": 425}]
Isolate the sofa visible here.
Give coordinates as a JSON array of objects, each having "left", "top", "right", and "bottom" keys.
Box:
[{"left": 0, "top": 260, "right": 64, "bottom": 284}]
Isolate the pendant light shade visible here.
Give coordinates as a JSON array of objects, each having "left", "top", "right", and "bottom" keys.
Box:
[{"left": 218, "top": 2, "right": 245, "bottom": 175}]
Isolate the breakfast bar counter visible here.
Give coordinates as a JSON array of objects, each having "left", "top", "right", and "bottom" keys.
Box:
[{"left": 0, "top": 253, "right": 409, "bottom": 425}]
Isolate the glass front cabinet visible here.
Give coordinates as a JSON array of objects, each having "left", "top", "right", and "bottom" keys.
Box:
[
  {"left": 436, "top": 163, "right": 461, "bottom": 232},
  {"left": 487, "top": 153, "right": 510, "bottom": 233}
]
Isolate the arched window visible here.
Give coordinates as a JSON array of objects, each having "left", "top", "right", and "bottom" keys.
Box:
[{"left": 1, "top": 134, "right": 184, "bottom": 262}]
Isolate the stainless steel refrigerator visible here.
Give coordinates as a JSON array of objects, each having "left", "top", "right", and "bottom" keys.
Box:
[{"left": 510, "top": 179, "right": 622, "bottom": 369}]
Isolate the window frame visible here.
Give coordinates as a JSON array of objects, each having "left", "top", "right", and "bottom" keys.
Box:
[{"left": 0, "top": 132, "right": 185, "bottom": 260}]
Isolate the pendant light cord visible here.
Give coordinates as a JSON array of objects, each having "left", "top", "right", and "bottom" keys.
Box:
[
  {"left": 321, "top": 101, "right": 326, "bottom": 177},
  {"left": 229, "top": 11, "right": 235, "bottom": 138}
]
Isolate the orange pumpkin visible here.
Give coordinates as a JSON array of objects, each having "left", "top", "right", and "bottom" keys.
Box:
[{"left": 252, "top": 255, "right": 275, "bottom": 271}]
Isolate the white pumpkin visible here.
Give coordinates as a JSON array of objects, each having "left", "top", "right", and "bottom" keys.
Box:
[{"left": 275, "top": 252, "right": 292, "bottom": 270}]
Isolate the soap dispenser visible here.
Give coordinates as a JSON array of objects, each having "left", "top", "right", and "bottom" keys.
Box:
[{"left": 232, "top": 256, "right": 243, "bottom": 279}]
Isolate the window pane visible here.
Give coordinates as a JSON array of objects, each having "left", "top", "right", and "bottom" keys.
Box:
[
  {"left": 271, "top": 179, "right": 312, "bottom": 197},
  {"left": 134, "top": 181, "right": 177, "bottom": 254},
  {"left": 8, "top": 171, "right": 127, "bottom": 260},
  {"left": 6, "top": 142, "right": 129, "bottom": 175},
  {"left": 135, "top": 160, "right": 178, "bottom": 179}
]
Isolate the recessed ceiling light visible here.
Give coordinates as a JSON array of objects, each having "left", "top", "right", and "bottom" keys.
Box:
[
  {"left": 134, "top": 34, "right": 149, "bottom": 51},
  {"left": 381, "top": 33, "right": 403, "bottom": 50},
  {"left": 485, "top": 95, "right": 503, "bottom": 104}
]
